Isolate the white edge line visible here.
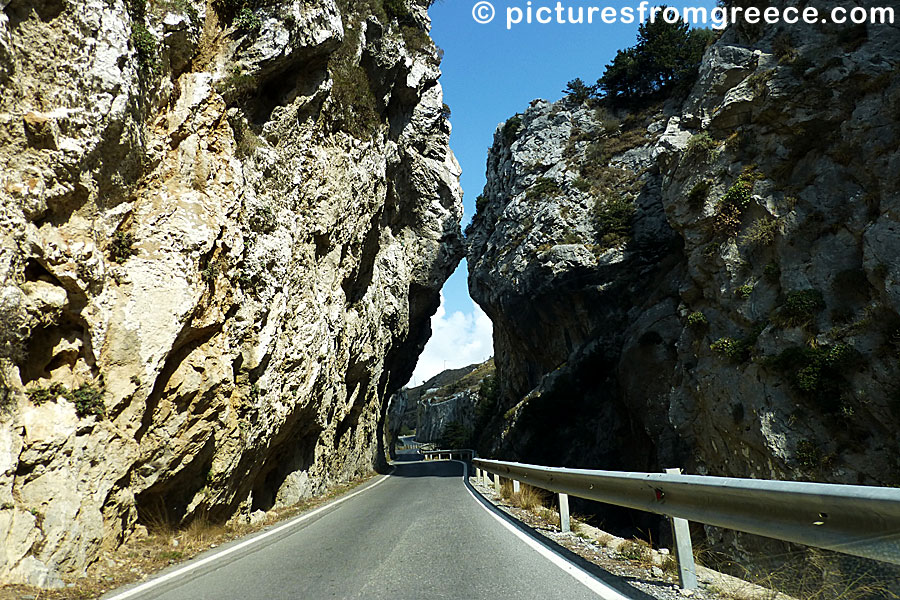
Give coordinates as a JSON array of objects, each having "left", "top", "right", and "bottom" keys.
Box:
[
  {"left": 105, "top": 472, "right": 392, "bottom": 600},
  {"left": 452, "top": 460, "right": 635, "bottom": 600}
]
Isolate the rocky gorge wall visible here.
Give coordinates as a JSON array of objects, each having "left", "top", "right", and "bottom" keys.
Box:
[
  {"left": 385, "top": 362, "right": 477, "bottom": 443},
  {"left": 468, "top": 0, "right": 900, "bottom": 506},
  {"left": 0, "top": 0, "right": 462, "bottom": 586},
  {"left": 415, "top": 391, "right": 476, "bottom": 443},
  {"left": 412, "top": 359, "right": 493, "bottom": 444},
  {"left": 386, "top": 361, "right": 486, "bottom": 444}
]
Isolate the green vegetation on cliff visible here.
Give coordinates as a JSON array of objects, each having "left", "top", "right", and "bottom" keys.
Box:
[
  {"left": 27, "top": 381, "right": 107, "bottom": 418},
  {"left": 559, "top": 18, "right": 716, "bottom": 103}
]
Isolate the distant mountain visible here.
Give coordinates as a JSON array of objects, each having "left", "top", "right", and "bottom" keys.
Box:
[{"left": 387, "top": 359, "right": 495, "bottom": 444}]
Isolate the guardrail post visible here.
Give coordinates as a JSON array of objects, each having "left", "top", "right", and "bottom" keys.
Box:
[
  {"left": 559, "top": 493, "right": 570, "bottom": 533},
  {"left": 513, "top": 480, "right": 520, "bottom": 494},
  {"left": 493, "top": 473, "right": 500, "bottom": 491},
  {"left": 666, "top": 468, "right": 698, "bottom": 590},
  {"left": 482, "top": 470, "right": 489, "bottom": 486}
]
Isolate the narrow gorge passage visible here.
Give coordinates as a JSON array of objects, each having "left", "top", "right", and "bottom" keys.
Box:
[{"left": 4, "top": 0, "right": 900, "bottom": 594}]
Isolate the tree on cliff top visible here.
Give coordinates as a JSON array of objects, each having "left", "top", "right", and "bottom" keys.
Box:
[
  {"left": 563, "top": 78, "right": 596, "bottom": 104},
  {"left": 597, "top": 15, "right": 715, "bottom": 102}
]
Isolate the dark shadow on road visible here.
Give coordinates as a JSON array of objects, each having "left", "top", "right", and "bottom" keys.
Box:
[
  {"left": 464, "top": 475, "right": 659, "bottom": 600},
  {"left": 389, "top": 458, "right": 467, "bottom": 478},
  {"left": 392, "top": 452, "right": 423, "bottom": 463}
]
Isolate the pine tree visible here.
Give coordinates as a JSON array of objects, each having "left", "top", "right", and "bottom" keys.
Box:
[
  {"left": 563, "top": 78, "right": 596, "bottom": 104},
  {"left": 596, "top": 10, "right": 715, "bottom": 102}
]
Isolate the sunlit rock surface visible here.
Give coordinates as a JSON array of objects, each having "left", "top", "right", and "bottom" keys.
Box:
[{"left": 0, "top": 0, "right": 462, "bottom": 585}]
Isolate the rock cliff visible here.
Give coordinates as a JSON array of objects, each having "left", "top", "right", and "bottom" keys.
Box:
[
  {"left": 415, "top": 391, "right": 475, "bottom": 444},
  {"left": 468, "top": 2, "right": 900, "bottom": 502},
  {"left": 386, "top": 362, "right": 476, "bottom": 441},
  {"left": 0, "top": 0, "right": 462, "bottom": 586},
  {"left": 387, "top": 360, "right": 493, "bottom": 445}
]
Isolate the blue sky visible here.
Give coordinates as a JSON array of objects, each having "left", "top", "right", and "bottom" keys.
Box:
[{"left": 411, "top": 0, "right": 717, "bottom": 384}]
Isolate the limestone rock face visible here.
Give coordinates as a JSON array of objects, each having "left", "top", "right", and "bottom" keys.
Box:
[
  {"left": 0, "top": 0, "right": 462, "bottom": 585},
  {"left": 385, "top": 388, "right": 414, "bottom": 449},
  {"left": 415, "top": 391, "right": 477, "bottom": 444},
  {"left": 468, "top": 7, "right": 900, "bottom": 497},
  {"left": 387, "top": 360, "right": 493, "bottom": 445}
]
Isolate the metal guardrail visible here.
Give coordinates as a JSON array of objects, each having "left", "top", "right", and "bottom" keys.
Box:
[
  {"left": 473, "top": 458, "right": 900, "bottom": 569},
  {"left": 422, "top": 448, "right": 475, "bottom": 461}
]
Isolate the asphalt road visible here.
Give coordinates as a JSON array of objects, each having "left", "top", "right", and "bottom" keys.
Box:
[{"left": 107, "top": 452, "right": 640, "bottom": 600}]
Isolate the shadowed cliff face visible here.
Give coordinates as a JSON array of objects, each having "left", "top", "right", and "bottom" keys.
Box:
[
  {"left": 466, "top": 98, "right": 680, "bottom": 473},
  {"left": 467, "top": 0, "right": 900, "bottom": 499},
  {"left": 0, "top": 0, "right": 462, "bottom": 586}
]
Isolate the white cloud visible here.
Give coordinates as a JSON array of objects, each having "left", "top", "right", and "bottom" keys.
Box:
[{"left": 410, "top": 293, "right": 493, "bottom": 386}]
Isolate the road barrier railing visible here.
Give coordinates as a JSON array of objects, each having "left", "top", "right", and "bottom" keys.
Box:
[
  {"left": 422, "top": 448, "right": 475, "bottom": 462},
  {"left": 472, "top": 458, "right": 900, "bottom": 590}
]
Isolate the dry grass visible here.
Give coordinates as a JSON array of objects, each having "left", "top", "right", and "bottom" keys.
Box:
[
  {"left": 742, "top": 552, "right": 900, "bottom": 600},
  {"left": 499, "top": 480, "right": 549, "bottom": 512},
  {"left": 662, "top": 555, "right": 679, "bottom": 575},
  {"left": 617, "top": 539, "right": 653, "bottom": 565},
  {"left": 696, "top": 542, "right": 900, "bottom": 600},
  {"left": 569, "top": 514, "right": 586, "bottom": 535},
  {"left": 181, "top": 514, "right": 227, "bottom": 550},
  {"left": 138, "top": 495, "right": 176, "bottom": 539},
  {"left": 136, "top": 502, "right": 226, "bottom": 553},
  {"left": 497, "top": 485, "right": 596, "bottom": 537},
  {"left": 535, "top": 506, "right": 561, "bottom": 528},
  {"left": 511, "top": 484, "right": 549, "bottom": 511}
]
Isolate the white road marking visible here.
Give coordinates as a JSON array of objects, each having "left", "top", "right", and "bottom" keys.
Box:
[
  {"left": 108, "top": 456, "right": 632, "bottom": 600},
  {"left": 104, "top": 473, "right": 392, "bottom": 600},
  {"left": 454, "top": 460, "right": 636, "bottom": 600}
]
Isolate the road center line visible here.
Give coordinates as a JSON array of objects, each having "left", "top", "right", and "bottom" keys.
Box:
[
  {"left": 105, "top": 472, "right": 392, "bottom": 600},
  {"left": 454, "top": 460, "right": 636, "bottom": 600}
]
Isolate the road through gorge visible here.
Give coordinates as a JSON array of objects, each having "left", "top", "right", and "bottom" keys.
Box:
[{"left": 105, "top": 451, "right": 645, "bottom": 599}]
